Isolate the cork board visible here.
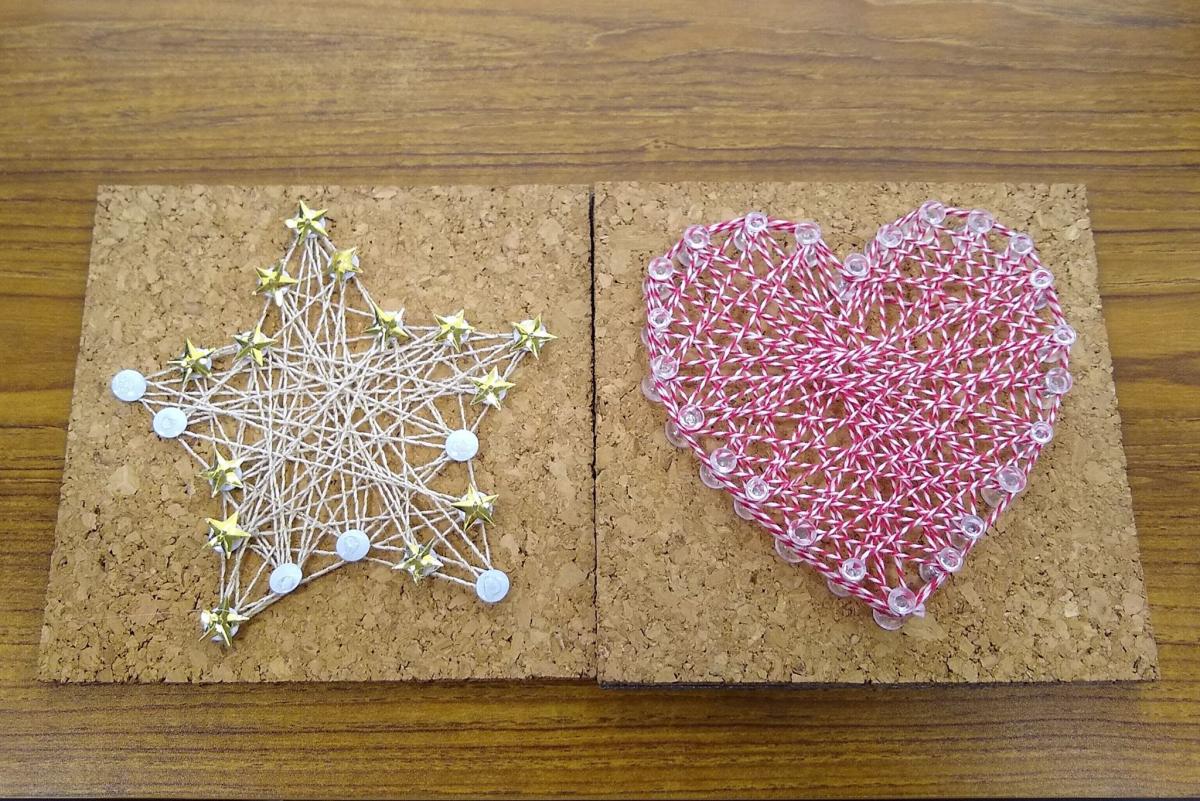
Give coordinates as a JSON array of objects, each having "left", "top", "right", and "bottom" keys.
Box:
[
  {"left": 595, "top": 182, "right": 1158, "bottom": 685},
  {"left": 40, "top": 185, "right": 595, "bottom": 683}
]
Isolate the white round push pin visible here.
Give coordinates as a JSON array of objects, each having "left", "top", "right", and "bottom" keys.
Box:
[
  {"left": 336, "top": 529, "right": 371, "bottom": 562},
  {"left": 152, "top": 406, "right": 188, "bottom": 438},
  {"left": 444, "top": 428, "right": 480, "bottom": 462},
  {"left": 269, "top": 562, "right": 303, "bottom": 595},
  {"left": 475, "top": 569, "right": 510, "bottom": 603},
  {"left": 110, "top": 369, "right": 147, "bottom": 402}
]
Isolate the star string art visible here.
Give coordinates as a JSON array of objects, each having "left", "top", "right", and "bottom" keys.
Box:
[{"left": 109, "top": 201, "right": 556, "bottom": 645}]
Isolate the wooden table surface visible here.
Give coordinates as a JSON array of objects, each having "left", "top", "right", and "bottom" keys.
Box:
[{"left": 2, "top": 1, "right": 1198, "bottom": 797}]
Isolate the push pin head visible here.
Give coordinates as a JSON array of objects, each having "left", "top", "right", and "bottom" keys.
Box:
[
  {"left": 475, "top": 569, "right": 510, "bottom": 603},
  {"left": 683, "top": 225, "right": 711, "bottom": 251},
  {"left": 842, "top": 253, "right": 871, "bottom": 280},
  {"left": 919, "top": 200, "right": 947, "bottom": 225},
  {"left": 840, "top": 557, "right": 867, "bottom": 583},
  {"left": 743, "top": 476, "right": 770, "bottom": 503},
  {"left": 677, "top": 404, "right": 704, "bottom": 431},
  {"left": 966, "top": 209, "right": 995, "bottom": 235},
  {"left": 794, "top": 221, "right": 822, "bottom": 246},
  {"left": 648, "top": 256, "right": 675, "bottom": 282},
  {"left": 111, "top": 369, "right": 147, "bottom": 402}
]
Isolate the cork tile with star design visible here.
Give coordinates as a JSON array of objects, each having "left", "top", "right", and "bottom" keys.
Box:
[{"left": 40, "top": 185, "right": 595, "bottom": 683}]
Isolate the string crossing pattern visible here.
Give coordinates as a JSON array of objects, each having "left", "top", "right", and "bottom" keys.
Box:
[
  {"left": 641, "top": 202, "right": 1075, "bottom": 629},
  {"left": 118, "top": 203, "right": 552, "bottom": 644}
]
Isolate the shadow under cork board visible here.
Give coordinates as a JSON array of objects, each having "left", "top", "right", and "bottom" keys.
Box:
[
  {"left": 39, "top": 185, "right": 595, "bottom": 683},
  {"left": 594, "top": 181, "right": 1158, "bottom": 686}
]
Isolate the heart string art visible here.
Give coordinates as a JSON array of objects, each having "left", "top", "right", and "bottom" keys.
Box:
[{"left": 641, "top": 201, "right": 1075, "bottom": 630}]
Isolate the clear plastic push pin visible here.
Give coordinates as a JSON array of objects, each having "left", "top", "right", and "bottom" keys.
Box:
[
  {"left": 677, "top": 405, "right": 704, "bottom": 431},
  {"left": 840, "top": 557, "right": 867, "bottom": 583},
  {"left": 640, "top": 375, "right": 661, "bottom": 402},
  {"left": 647, "top": 256, "right": 675, "bottom": 282},
  {"left": 1044, "top": 366, "right": 1073, "bottom": 395},
  {"left": 1030, "top": 268, "right": 1055, "bottom": 290},
  {"left": 152, "top": 407, "right": 188, "bottom": 439},
  {"left": 1030, "top": 420, "right": 1054, "bottom": 445},
  {"left": 1009, "top": 232, "right": 1035, "bottom": 256},
  {"left": 959, "top": 513, "right": 987, "bottom": 541},
  {"left": 997, "top": 465, "right": 1027, "bottom": 494},
  {"left": 919, "top": 200, "right": 947, "bottom": 226},
  {"left": 111, "top": 369, "right": 147, "bottom": 402},
  {"left": 775, "top": 537, "right": 804, "bottom": 564},
  {"left": 795, "top": 221, "right": 822, "bottom": 246},
  {"left": 842, "top": 253, "right": 870, "bottom": 280},
  {"left": 744, "top": 211, "right": 769, "bottom": 236},
  {"left": 1051, "top": 323, "right": 1077, "bottom": 348},
  {"left": 650, "top": 355, "right": 679, "bottom": 381},
  {"left": 683, "top": 225, "right": 711, "bottom": 252},
  {"left": 744, "top": 476, "right": 769, "bottom": 503},
  {"left": 786, "top": 516, "right": 818, "bottom": 547},
  {"left": 910, "top": 219, "right": 935, "bottom": 245},
  {"left": 736, "top": 212, "right": 768, "bottom": 248},
  {"left": 983, "top": 465, "right": 1026, "bottom": 506},
  {"left": 647, "top": 307, "right": 672, "bottom": 331},
  {"left": 336, "top": 529, "right": 371, "bottom": 562},
  {"left": 444, "top": 428, "right": 479, "bottom": 462},
  {"left": 699, "top": 464, "right": 722, "bottom": 489},
  {"left": 919, "top": 561, "right": 941, "bottom": 582},
  {"left": 733, "top": 499, "right": 754, "bottom": 520},
  {"left": 709, "top": 447, "right": 737, "bottom": 476},
  {"left": 966, "top": 210, "right": 995, "bottom": 235},
  {"left": 269, "top": 562, "right": 303, "bottom": 595},
  {"left": 936, "top": 547, "right": 964, "bottom": 573},
  {"left": 873, "top": 609, "right": 905, "bottom": 630},
  {"left": 664, "top": 419, "right": 688, "bottom": 448},
  {"left": 887, "top": 585, "right": 918, "bottom": 616},
  {"left": 475, "top": 569, "right": 510, "bottom": 603},
  {"left": 875, "top": 224, "right": 903, "bottom": 249}
]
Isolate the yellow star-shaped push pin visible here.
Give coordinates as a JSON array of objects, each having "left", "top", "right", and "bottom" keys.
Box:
[
  {"left": 434, "top": 310, "right": 474, "bottom": 350},
  {"left": 329, "top": 247, "right": 360, "bottom": 282},
  {"left": 204, "top": 511, "right": 251, "bottom": 555},
  {"left": 366, "top": 303, "right": 410, "bottom": 344},
  {"left": 199, "top": 450, "right": 245, "bottom": 496},
  {"left": 395, "top": 540, "right": 444, "bottom": 582},
  {"left": 451, "top": 485, "right": 498, "bottom": 527},
  {"left": 469, "top": 367, "right": 516, "bottom": 409},
  {"left": 255, "top": 265, "right": 299, "bottom": 306},
  {"left": 200, "top": 605, "right": 249, "bottom": 647},
  {"left": 284, "top": 200, "right": 328, "bottom": 238},
  {"left": 233, "top": 323, "right": 275, "bottom": 367},
  {"left": 168, "top": 339, "right": 214, "bottom": 383},
  {"left": 511, "top": 315, "right": 556, "bottom": 358}
]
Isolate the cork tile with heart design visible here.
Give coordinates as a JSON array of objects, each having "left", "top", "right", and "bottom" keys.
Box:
[{"left": 595, "top": 181, "right": 1157, "bottom": 685}]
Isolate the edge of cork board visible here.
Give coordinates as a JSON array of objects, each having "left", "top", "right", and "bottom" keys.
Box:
[
  {"left": 594, "top": 181, "right": 1158, "bottom": 686},
  {"left": 39, "top": 184, "right": 596, "bottom": 683}
]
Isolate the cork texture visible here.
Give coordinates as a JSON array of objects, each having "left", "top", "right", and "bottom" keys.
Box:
[
  {"left": 40, "top": 185, "right": 595, "bottom": 683},
  {"left": 595, "top": 182, "right": 1158, "bottom": 685}
]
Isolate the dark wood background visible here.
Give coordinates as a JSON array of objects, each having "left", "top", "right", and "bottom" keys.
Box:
[{"left": 1, "top": 1, "right": 1197, "bottom": 796}]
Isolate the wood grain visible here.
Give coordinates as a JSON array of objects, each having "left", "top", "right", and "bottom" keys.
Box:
[{"left": 1, "top": 0, "right": 1197, "bottom": 796}]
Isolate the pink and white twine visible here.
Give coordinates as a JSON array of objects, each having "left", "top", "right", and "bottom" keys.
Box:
[{"left": 641, "top": 201, "right": 1075, "bottom": 629}]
